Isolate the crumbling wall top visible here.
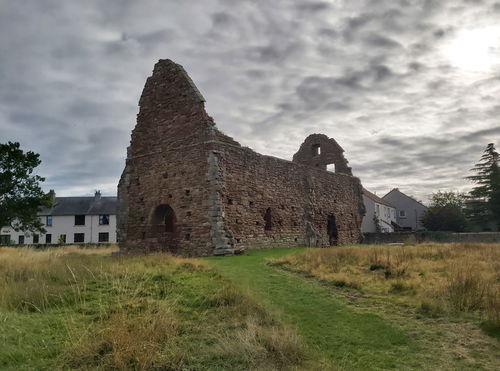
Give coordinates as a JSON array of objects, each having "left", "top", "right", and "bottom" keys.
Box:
[{"left": 292, "top": 134, "right": 352, "bottom": 175}]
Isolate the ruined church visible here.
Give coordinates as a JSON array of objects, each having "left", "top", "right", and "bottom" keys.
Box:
[{"left": 117, "top": 60, "right": 365, "bottom": 256}]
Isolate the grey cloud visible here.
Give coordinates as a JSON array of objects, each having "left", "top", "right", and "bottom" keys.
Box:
[
  {"left": 363, "top": 34, "right": 402, "bottom": 49},
  {"left": 0, "top": 0, "right": 498, "bottom": 201},
  {"left": 296, "top": 2, "right": 331, "bottom": 12}
]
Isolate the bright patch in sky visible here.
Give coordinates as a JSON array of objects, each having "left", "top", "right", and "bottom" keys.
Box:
[{"left": 443, "top": 27, "right": 500, "bottom": 72}]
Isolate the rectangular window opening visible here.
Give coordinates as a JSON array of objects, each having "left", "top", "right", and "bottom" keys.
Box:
[
  {"left": 0, "top": 235, "right": 11, "bottom": 245},
  {"left": 46, "top": 234, "right": 52, "bottom": 244},
  {"left": 99, "top": 215, "right": 110, "bottom": 225},
  {"left": 74, "top": 233, "right": 85, "bottom": 243},
  {"left": 98, "top": 232, "right": 109, "bottom": 242},
  {"left": 75, "top": 215, "right": 85, "bottom": 226},
  {"left": 46, "top": 215, "right": 53, "bottom": 226}
]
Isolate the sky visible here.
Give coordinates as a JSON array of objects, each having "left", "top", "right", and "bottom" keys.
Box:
[{"left": 1, "top": 0, "right": 500, "bottom": 203}]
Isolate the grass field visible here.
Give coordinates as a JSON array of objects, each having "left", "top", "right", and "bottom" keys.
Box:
[
  {"left": 1, "top": 243, "right": 499, "bottom": 370},
  {"left": 0, "top": 246, "right": 306, "bottom": 370}
]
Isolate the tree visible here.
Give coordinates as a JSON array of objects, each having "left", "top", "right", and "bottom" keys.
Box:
[
  {"left": 421, "top": 191, "right": 467, "bottom": 232},
  {"left": 0, "top": 142, "right": 52, "bottom": 233},
  {"left": 466, "top": 143, "right": 500, "bottom": 229}
]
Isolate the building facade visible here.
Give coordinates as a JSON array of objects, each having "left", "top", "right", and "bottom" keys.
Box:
[
  {"left": 361, "top": 188, "right": 397, "bottom": 233},
  {"left": 0, "top": 191, "right": 117, "bottom": 245},
  {"left": 117, "top": 59, "right": 365, "bottom": 256},
  {"left": 383, "top": 188, "right": 428, "bottom": 231}
]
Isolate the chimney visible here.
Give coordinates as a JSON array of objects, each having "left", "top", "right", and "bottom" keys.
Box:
[
  {"left": 48, "top": 189, "right": 56, "bottom": 203},
  {"left": 94, "top": 190, "right": 101, "bottom": 201}
]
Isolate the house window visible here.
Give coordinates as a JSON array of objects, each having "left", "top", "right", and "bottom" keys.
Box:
[
  {"left": 0, "top": 235, "right": 10, "bottom": 245},
  {"left": 74, "top": 233, "right": 85, "bottom": 243},
  {"left": 59, "top": 234, "right": 66, "bottom": 244},
  {"left": 376, "top": 204, "right": 380, "bottom": 215},
  {"left": 46, "top": 215, "right": 52, "bottom": 226},
  {"left": 75, "top": 215, "right": 85, "bottom": 226},
  {"left": 33, "top": 234, "right": 39, "bottom": 243},
  {"left": 399, "top": 210, "right": 406, "bottom": 218},
  {"left": 98, "top": 232, "right": 109, "bottom": 242},
  {"left": 99, "top": 215, "right": 110, "bottom": 225},
  {"left": 46, "top": 234, "right": 52, "bottom": 244},
  {"left": 18, "top": 235, "right": 24, "bottom": 244}
]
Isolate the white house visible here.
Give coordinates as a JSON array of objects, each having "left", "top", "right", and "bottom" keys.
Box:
[
  {"left": 361, "top": 188, "right": 397, "bottom": 233},
  {"left": 0, "top": 191, "right": 118, "bottom": 245},
  {"left": 383, "top": 188, "right": 428, "bottom": 231}
]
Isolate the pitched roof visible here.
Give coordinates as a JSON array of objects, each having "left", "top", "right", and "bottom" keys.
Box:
[
  {"left": 382, "top": 188, "right": 428, "bottom": 208},
  {"left": 363, "top": 188, "right": 395, "bottom": 208},
  {"left": 39, "top": 196, "right": 118, "bottom": 216}
]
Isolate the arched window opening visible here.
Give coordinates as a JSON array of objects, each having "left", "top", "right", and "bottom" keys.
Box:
[
  {"left": 312, "top": 144, "right": 321, "bottom": 156},
  {"left": 327, "top": 164, "right": 336, "bottom": 173},
  {"left": 327, "top": 215, "right": 338, "bottom": 246},
  {"left": 152, "top": 204, "right": 176, "bottom": 234},
  {"left": 264, "top": 208, "right": 272, "bottom": 231}
]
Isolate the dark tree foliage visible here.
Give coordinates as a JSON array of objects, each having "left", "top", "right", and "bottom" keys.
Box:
[
  {"left": 421, "top": 191, "right": 467, "bottom": 232},
  {"left": 466, "top": 143, "right": 500, "bottom": 229},
  {"left": 0, "top": 142, "right": 52, "bottom": 232}
]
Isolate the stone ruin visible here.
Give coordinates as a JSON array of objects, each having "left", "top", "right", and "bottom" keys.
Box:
[{"left": 117, "top": 59, "right": 365, "bottom": 256}]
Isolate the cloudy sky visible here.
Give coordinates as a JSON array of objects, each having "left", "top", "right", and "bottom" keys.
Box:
[{"left": 1, "top": 0, "right": 500, "bottom": 202}]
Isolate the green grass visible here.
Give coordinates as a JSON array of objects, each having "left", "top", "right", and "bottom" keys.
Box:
[
  {"left": 0, "top": 247, "right": 306, "bottom": 370},
  {"left": 206, "top": 248, "right": 499, "bottom": 370}
]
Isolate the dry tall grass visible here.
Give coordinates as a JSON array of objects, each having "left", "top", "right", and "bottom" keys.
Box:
[
  {"left": 271, "top": 243, "right": 500, "bottom": 327},
  {"left": 0, "top": 246, "right": 306, "bottom": 370}
]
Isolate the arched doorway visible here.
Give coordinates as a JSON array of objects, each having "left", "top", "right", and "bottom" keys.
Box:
[
  {"left": 151, "top": 204, "right": 178, "bottom": 252},
  {"left": 327, "top": 215, "right": 338, "bottom": 246}
]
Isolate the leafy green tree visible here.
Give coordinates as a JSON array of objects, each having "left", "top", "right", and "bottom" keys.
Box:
[
  {"left": 466, "top": 143, "right": 500, "bottom": 229},
  {"left": 0, "top": 142, "right": 52, "bottom": 232},
  {"left": 421, "top": 191, "right": 467, "bottom": 232}
]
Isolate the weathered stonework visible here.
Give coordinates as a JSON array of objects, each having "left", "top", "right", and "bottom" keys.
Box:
[{"left": 117, "top": 59, "right": 365, "bottom": 256}]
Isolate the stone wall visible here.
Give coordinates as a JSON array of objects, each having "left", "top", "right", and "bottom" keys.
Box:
[
  {"left": 118, "top": 59, "right": 365, "bottom": 256},
  {"left": 213, "top": 143, "right": 363, "bottom": 249},
  {"left": 363, "top": 231, "right": 500, "bottom": 244}
]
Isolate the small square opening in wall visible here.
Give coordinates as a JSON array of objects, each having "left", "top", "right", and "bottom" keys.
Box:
[
  {"left": 228, "top": 199, "right": 233, "bottom": 205},
  {"left": 185, "top": 234, "right": 190, "bottom": 241},
  {"left": 185, "top": 189, "right": 190, "bottom": 195},
  {"left": 249, "top": 201, "right": 254, "bottom": 206}
]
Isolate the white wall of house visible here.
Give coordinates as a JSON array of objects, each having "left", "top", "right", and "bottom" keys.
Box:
[
  {"left": 0, "top": 214, "right": 116, "bottom": 245},
  {"left": 383, "top": 189, "right": 427, "bottom": 231},
  {"left": 361, "top": 195, "right": 397, "bottom": 233}
]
